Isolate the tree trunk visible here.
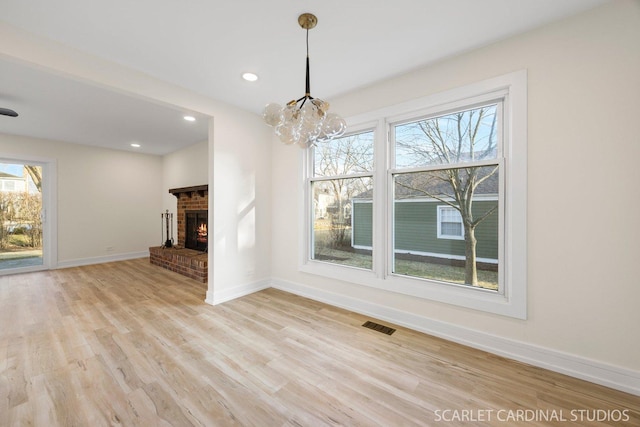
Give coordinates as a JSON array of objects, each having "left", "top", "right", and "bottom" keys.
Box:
[
  {"left": 464, "top": 225, "right": 478, "bottom": 286},
  {"left": 25, "top": 166, "right": 42, "bottom": 192}
]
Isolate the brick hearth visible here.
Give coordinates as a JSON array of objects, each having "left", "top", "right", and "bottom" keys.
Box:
[
  {"left": 149, "top": 185, "right": 208, "bottom": 282},
  {"left": 149, "top": 246, "right": 207, "bottom": 283}
]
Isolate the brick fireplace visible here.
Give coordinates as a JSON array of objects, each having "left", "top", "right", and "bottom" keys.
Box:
[
  {"left": 171, "top": 185, "right": 208, "bottom": 248},
  {"left": 149, "top": 185, "right": 208, "bottom": 282}
]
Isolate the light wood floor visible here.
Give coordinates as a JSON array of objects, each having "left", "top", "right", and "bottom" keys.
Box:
[{"left": 0, "top": 259, "right": 638, "bottom": 426}]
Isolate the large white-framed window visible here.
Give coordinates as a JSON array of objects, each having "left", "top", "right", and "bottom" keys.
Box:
[
  {"left": 307, "top": 128, "right": 375, "bottom": 270},
  {"left": 390, "top": 100, "right": 503, "bottom": 292},
  {"left": 301, "top": 71, "right": 527, "bottom": 319}
]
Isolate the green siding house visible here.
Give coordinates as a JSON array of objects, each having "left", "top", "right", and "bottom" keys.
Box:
[{"left": 352, "top": 197, "right": 499, "bottom": 263}]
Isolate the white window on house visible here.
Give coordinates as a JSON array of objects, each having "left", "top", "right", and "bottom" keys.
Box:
[
  {"left": 437, "top": 205, "right": 464, "bottom": 240},
  {"left": 3, "top": 180, "right": 16, "bottom": 192},
  {"left": 301, "top": 71, "right": 527, "bottom": 319}
]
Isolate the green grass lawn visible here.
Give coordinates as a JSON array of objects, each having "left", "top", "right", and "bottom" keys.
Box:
[
  {"left": 394, "top": 259, "right": 498, "bottom": 290},
  {"left": 0, "top": 233, "right": 43, "bottom": 262},
  {"left": 313, "top": 227, "right": 498, "bottom": 290},
  {"left": 7, "top": 234, "right": 33, "bottom": 247},
  {"left": 313, "top": 244, "right": 498, "bottom": 290}
]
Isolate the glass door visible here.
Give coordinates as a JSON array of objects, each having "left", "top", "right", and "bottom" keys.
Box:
[{"left": 0, "top": 161, "right": 44, "bottom": 271}]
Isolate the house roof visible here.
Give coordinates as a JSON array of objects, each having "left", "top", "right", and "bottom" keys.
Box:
[
  {"left": 354, "top": 165, "right": 499, "bottom": 200},
  {"left": 0, "top": 172, "right": 21, "bottom": 179}
]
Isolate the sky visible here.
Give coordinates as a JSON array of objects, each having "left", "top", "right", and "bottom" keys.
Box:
[{"left": 0, "top": 163, "right": 23, "bottom": 177}]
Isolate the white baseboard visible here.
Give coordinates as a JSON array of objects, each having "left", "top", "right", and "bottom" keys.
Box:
[
  {"left": 56, "top": 251, "right": 149, "bottom": 269},
  {"left": 270, "top": 277, "right": 640, "bottom": 397},
  {"left": 205, "top": 278, "right": 271, "bottom": 306}
]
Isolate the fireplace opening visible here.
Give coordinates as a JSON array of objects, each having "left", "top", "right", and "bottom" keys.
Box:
[{"left": 185, "top": 210, "right": 208, "bottom": 252}]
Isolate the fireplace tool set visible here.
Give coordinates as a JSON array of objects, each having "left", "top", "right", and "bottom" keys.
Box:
[{"left": 161, "top": 209, "right": 174, "bottom": 248}]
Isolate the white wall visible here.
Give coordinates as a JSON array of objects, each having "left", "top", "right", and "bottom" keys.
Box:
[
  {"left": 0, "top": 133, "right": 162, "bottom": 265},
  {"left": 163, "top": 140, "right": 208, "bottom": 197},
  {"left": 208, "top": 110, "right": 274, "bottom": 303},
  {"left": 271, "top": 0, "right": 640, "bottom": 392}
]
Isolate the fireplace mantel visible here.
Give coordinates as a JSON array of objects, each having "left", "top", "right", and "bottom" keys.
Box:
[{"left": 169, "top": 185, "right": 208, "bottom": 198}]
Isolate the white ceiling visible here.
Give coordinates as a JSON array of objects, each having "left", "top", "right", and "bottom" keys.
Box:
[
  {"left": 0, "top": 59, "right": 210, "bottom": 155},
  {"left": 1, "top": 0, "right": 608, "bottom": 155}
]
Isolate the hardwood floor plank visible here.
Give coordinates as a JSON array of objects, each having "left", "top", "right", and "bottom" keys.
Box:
[
  {"left": 0, "top": 258, "right": 638, "bottom": 426},
  {"left": 140, "top": 381, "right": 196, "bottom": 427}
]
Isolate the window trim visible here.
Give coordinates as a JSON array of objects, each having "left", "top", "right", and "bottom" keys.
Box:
[{"left": 300, "top": 70, "right": 527, "bottom": 319}]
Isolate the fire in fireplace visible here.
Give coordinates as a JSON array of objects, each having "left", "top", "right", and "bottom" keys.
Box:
[{"left": 185, "top": 210, "right": 208, "bottom": 251}]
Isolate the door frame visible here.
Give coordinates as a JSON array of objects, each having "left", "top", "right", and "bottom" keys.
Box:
[{"left": 0, "top": 155, "right": 57, "bottom": 275}]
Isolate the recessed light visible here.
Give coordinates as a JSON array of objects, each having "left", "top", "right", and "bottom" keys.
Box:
[
  {"left": 242, "top": 72, "right": 258, "bottom": 82},
  {"left": 130, "top": 143, "right": 141, "bottom": 148},
  {"left": 184, "top": 115, "right": 196, "bottom": 122}
]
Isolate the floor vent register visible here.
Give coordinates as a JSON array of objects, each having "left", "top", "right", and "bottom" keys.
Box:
[{"left": 362, "top": 321, "right": 396, "bottom": 335}]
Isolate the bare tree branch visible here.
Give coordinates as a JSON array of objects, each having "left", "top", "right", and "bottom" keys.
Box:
[
  {"left": 24, "top": 166, "right": 42, "bottom": 192},
  {"left": 471, "top": 205, "right": 498, "bottom": 228}
]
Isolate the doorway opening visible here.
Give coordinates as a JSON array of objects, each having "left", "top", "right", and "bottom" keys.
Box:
[{"left": 0, "top": 158, "right": 54, "bottom": 274}]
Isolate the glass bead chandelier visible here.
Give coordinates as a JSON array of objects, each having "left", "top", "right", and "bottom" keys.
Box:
[{"left": 263, "top": 13, "right": 346, "bottom": 148}]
